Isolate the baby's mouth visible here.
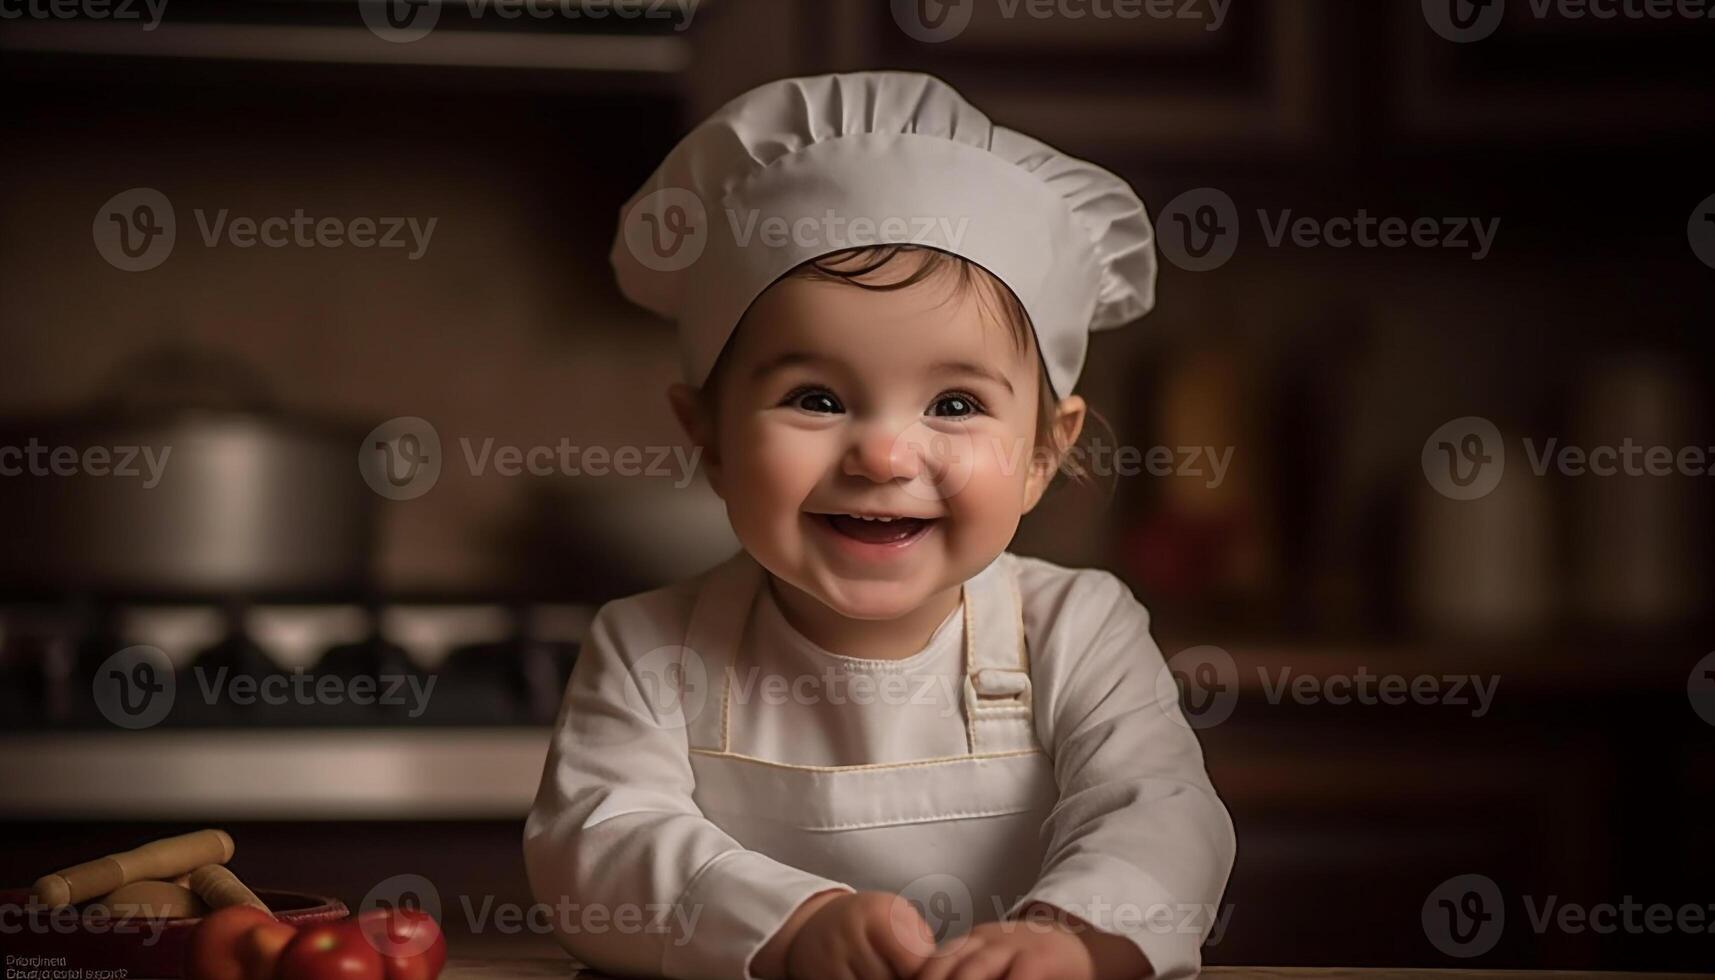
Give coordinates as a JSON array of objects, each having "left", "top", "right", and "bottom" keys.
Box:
[{"left": 811, "top": 512, "right": 938, "bottom": 545}]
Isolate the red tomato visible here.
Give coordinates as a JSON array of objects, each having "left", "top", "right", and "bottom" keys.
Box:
[
  {"left": 236, "top": 920, "right": 299, "bottom": 980},
  {"left": 185, "top": 906, "right": 278, "bottom": 980},
  {"left": 356, "top": 908, "right": 447, "bottom": 980},
  {"left": 276, "top": 922, "right": 384, "bottom": 980}
]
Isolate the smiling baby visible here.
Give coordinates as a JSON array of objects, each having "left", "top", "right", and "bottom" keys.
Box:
[{"left": 523, "top": 71, "right": 1236, "bottom": 980}]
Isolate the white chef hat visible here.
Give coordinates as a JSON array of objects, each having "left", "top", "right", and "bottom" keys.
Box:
[{"left": 610, "top": 70, "right": 1157, "bottom": 398}]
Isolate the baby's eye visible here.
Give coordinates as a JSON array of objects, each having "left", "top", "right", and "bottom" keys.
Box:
[
  {"left": 928, "top": 392, "right": 983, "bottom": 418},
  {"left": 783, "top": 386, "right": 843, "bottom": 414}
]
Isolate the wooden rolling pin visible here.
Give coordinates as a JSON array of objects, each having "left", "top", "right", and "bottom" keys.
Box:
[
  {"left": 30, "top": 830, "right": 235, "bottom": 909},
  {"left": 187, "top": 863, "right": 271, "bottom": 914},
  {"left": 94, "top": 880, "right": 209, "bottom": 919}
]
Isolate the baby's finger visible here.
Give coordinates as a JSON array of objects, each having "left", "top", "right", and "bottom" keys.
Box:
[
  {"left": 845, "top": 936, "right": 902, "bottom": 980},
  {"left": 947, "top": 944, "right": 1016, "bottom": 980},
  {"left": 914, "top": 935, "right": 982, "bottom": 980},
  {"left": 792, "top": 952, "right": 855, "bottom": 980},
  {"left": 1000, "top": 952, "right": 1053, "bottom": 980},
  {"left": 871, "top": 894, "right": 937, "bottom": 976}
]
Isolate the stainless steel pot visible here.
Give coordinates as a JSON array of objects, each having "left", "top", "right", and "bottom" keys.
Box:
[{"left": 0, "top": 347, "right": 376, "bottom": 598}]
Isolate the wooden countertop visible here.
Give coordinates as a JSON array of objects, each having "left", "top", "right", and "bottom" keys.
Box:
[{"left": 442, "top": 956, "right": 1713, "bottom": 979}]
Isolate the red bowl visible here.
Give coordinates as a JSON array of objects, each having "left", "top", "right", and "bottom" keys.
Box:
[{"left": 0, "top": 888, "right": 349, "bottom": 978}]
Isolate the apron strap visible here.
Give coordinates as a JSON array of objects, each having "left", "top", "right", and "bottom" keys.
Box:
[
  {"left": 682, "top": 550, "right": 762, "bottom": 752},
  {"left": 962, "top": 553, "right": 1040, "bottom": 754}
]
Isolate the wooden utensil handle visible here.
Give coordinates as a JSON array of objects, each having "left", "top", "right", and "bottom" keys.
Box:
[
  {"left": 187, "top": 864, "right": 271, "bottom": 914},
  {"left": 30, "top": 829, "right": 235, "bottom": 909}
]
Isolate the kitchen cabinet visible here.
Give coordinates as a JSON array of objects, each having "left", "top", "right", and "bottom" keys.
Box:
[{"left": 1383, "top": 0, "right": 1715, "bottom": 143}]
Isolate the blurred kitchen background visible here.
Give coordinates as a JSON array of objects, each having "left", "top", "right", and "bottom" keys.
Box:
[{"left": 2, "top": 0, "right": 1712, "bottom": 972}]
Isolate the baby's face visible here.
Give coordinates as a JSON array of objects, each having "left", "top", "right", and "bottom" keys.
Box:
[{"left": 678, "top": 258, "right": 1071, "bottom": 621}]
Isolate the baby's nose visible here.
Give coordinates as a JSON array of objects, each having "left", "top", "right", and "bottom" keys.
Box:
[{"left": 844, "top": 420, "right": 925, "bottom": 483}]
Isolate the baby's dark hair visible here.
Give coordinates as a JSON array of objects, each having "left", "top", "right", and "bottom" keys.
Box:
[{"left": 707, "top": 244, "right": 1107, "bottom": 489}]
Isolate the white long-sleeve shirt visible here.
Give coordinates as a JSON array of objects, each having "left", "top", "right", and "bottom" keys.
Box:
[{"left": 523, "top": 551, "right": 1236, "bottom": 979}]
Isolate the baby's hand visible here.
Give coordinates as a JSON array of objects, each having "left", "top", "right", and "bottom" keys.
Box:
[
  {"left": 786, "top": 891, "right": 937, "bottom": 980},
  {"left": 913, "top": 919, "right": 1094, "bottom": 980},
  {"left": 915, "top": 904, "right": 1149, "bottom": 980}
]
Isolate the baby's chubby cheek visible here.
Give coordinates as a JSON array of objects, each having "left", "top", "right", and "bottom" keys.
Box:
[
  {"left": 716, "top": 428, "right": 829, "bottom": 558},
  {"left": 938, "top": 440, "right": 1029, "bottom": 557}
]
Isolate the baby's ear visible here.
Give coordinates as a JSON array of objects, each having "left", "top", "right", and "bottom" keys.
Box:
[
  {"left": 667, "top": 382, "right": 723, "bottom": 493},
  {"left": 1023, "top": 394, "right": 1087, "bottom": 512}
]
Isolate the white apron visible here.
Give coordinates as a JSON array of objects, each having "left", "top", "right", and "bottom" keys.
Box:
[{"left": 680, "top": 550, "right": 1059, "bottom": 938}]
